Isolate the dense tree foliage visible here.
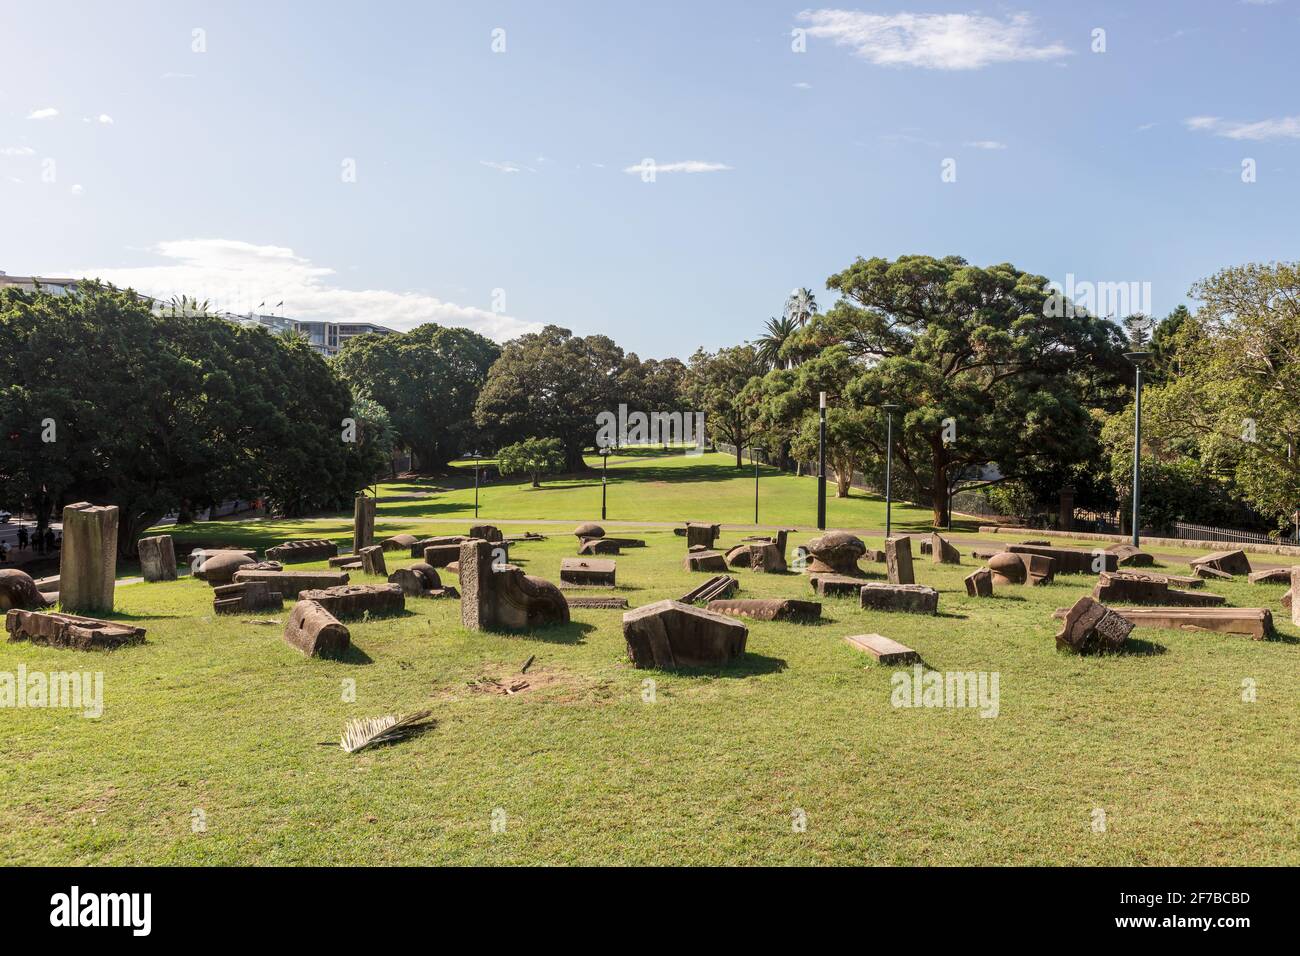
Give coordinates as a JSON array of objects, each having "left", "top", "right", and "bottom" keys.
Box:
[
  {"left": 0, "top": 283, "right": 374, "bottom": 553},
  {"left": 787, "top": 255, "right": 1130, "bottom": 524},
  {"left": 334, "top": 323, "right": 499, "bottom": 471},
  {"left": 685, "top": 345, "right": 767, "bottom": 467},
  {"left": 496, "top": 436, "right": 566, "bottom": 487}
]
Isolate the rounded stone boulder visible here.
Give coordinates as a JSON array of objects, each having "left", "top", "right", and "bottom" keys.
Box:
[
  {"left": 196, "top": 550, "right": 260, "bottom": 585},
  {"left": 409, "top": 562, "right": 442, "bottom": 589},
  {"left": 805, "top": 531, "right": 867, "bottom": 575},
  {"left": 381, "top": 533, "right": 418, "bottom": 552},
  {"left": 0, "top": 569, "right": 50, "bottom": 611},
  {"left": 987, "top": 551, "right": 1027, "bottom": 586},
  {"left": 574, "top": 522, "right": 605, "bottom": 540}
]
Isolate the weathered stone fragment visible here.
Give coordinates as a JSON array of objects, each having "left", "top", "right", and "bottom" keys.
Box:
[
  {"left": 6, "top": 608, "right": 144, "bottom": 651},
  {"left": 809, "top": 573, "right": 866, "bottom": 597},
  {"left": 1106, "top": 544, "right": 1154, "bottom": 567},
  {"left": 560, "top": 557, "right": 616, "bottom": 587},
  {"left": 1008, "top": 543, "right": 1114, "bottom": 575},
  {"left": 725, "top": 542, "right": 785, "bottom": 572},
  {"left": 684, "top": 522, "right": 720, "bottom": 550},
  {"left": 1190, "top": 549, "right": 1252, "bottom": 577},
  {"left": 679, "top": 575, "right": 738, "bottom": 604},
  {"left": 359, "top": 545, "right": 388, "bottom": 577},
  {"left": 459, "top": 540, "right": 569, "bottom": 632},
  {"left": 1193, "top": 564, "right": 1233, "bottom": 581},
  {"left": 213, "top": 580, "right": 283, "bottom": 615},
  {"left": 231, "top": 569, "right": 349, "bottom": 600},
  {"left": 684, "top": 550, "right": 728, "bottom": 572},
  {"left": 411, "top": 535, "right": 466, "bottom": 558},
  {"left": 299, "top": 583, "right": 405, "bottom": 619},
  {"left": 622, "top": 599, "right": 747, "bottom": 669},
  {"left": 1054, "top": 596, "right": 1134, "bottom": 653},
  {"left": 195, "top": 550, "right": 260, "bottom": 585},
  {"left": 806, "top": 530, "right": 868, "bottom": 577},
  {"left": 574, "top": 522, "right": 605, "bottom": 541},
  {"left": 283, "top": 600, "right": 350, "bottom": 658},
  {"left": 885, "top": 536, "right": 915, "bottom": 585},
  {"left": 469, "top": 524, "right": 503, "bottom": 543},
  {"left": 859, "top": 583, "right": 939, "bottom": 614},
  {"left": 381, "top": 533, "right": 417, "bottom": 553},
  {"left": 566, "top": 596, "right": 629, "bottom": 609},
  {"left": 1248, "top": 566, "right": 1297, "bottom": 585},
  {"left": 930, "top": 533, "right": 961, "bottom": 565},
  {"left": 578, "top": 538, "right": 621, "bottom": 555},
  {"left": 1022, "top": 554, "right": 1057, "bottom": 586},
  {"left": 1055, "top": 605, "right": 1273, "bottom": 640},
  {"left": 265, "top": 539, "right": 338, "bottom": 563},
  {"left": 1092, "top": 572, "right": 1225, "bottom": 607},
  {"left": 844, "top": 633, "right": 919, "bottom": 664},
  {"left": 59, "top": 502, "right": 118, "bottom": 614},
  {"left": 137, "top": 535, "right": 177, "bottom": 582},
  {"left": 0, "top": 569, "right": 51, "bottom": 611},
  {"left": 964, "top": 567, "right": 993, "bottom": 597},
  {"left": 706, "top": 598, "right": 822, "bottom": 622}
]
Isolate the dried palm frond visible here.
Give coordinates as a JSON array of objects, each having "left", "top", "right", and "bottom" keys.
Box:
[{"left": 339, "top": 710, "right": 433, "bottom": 754}]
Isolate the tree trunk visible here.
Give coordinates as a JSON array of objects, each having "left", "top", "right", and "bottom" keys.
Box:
[{"left": 531, "top": 469, "right": 541, "bottom": 488}]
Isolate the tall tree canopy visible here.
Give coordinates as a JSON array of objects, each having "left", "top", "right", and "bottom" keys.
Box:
[
  {"left": 0, "top": 283, "right": 373, "bottom": 553},
  {"left": 686, "top": 345, "right": 767, "bottom": 467},
  {"left": 791, "top": 255, "right": 1129, "bottom": 524},
  {"left": 333, "top": 323, "right": 500, "bottom": 471},
  {"left": 1103, "top": 262, "right": 1300, "bottom": 533},
  {"left": 474, "top": 326, "right": 628, "bottom": 470}
]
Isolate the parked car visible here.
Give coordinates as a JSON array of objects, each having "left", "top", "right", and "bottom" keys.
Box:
[{"left": 0, "top": 511, "right": 11, "bottom": 524}]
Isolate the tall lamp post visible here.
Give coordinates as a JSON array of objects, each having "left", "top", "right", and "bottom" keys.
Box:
[
  {"left": 1124, "top": 352, "right": 1152, "bottom": 547},
  {"left": 751, "top": 445, "right": 760, "bottom": 525},
  {"left": 599, "top": 446, "right": 613, "bottom": 520},
  {"left": 461, "top": 451, "right": 482, "bottom": 519},
  {"left": 816, "top": 392, "right": 827, "bottom": 530},
  {"left": 881, "top": 404, "right": 900, "bottom": 539}
]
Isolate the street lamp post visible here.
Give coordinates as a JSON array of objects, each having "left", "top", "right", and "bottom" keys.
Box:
[
  {"left": 600, "top": 446, "right": 613, "bottom": 521},
  {"left": 752, "top": 445, "right": 759, "bottom": 525},
  {"left": 817, "top": 392, "right": 827, "bottom": 530},
  {"left": 1124, "top": 352, "right": 1152, "bottom": 547},
  {"left": 881, "top": 404, "right": 900, "bottom": 539},
  {"left": 461, "top": 451, "right": 482, "bottom": 518}
]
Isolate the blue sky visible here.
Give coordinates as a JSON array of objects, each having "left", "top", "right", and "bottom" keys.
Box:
[{"left": 2, "top": 0, "right": 1297, "bottom": 356}]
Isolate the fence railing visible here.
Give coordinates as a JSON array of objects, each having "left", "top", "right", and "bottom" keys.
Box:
[{"left": 1170, "top": 520, "right": 1300, "bottom": 546}]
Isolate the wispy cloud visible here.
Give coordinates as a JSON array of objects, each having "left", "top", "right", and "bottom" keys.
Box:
[
  {"left": 479, "top": 160, "right": 535, "bottom": 174},
  {"left": 793, "top": 81, "right": 813, "bottom": 89},
  {"left": 964, "top": 140, "right": 1007, "bottom": 150},
  {"left": 621, "top": 160, "right": 732, "bottom": 175},
  {"left": 1185, "top": 114, "right": 1300, "bottom": 140},
  {"left": 797, "top": 9, "right": 1070, "bottom": 70},
  {"left": 1, "top": 146, "right": 36, "bottom": 156},
  {"left": 71, "top": 239, "right": 540, "bottom": 341},
  {"left": 27, "top": 107, "right": 58, "bottom": 120},
  {"left": 161, "top": 71, "right": 195, "bottom": 79}
]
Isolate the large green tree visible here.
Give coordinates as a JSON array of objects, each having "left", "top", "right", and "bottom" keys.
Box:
[
  {"left": 792, "top": 255, "right": 1129, "bottom": 524},
  {"left": 685, "top": 345, "right": 767, "bottom": 467},
  {"left": 333, "top": 323, "right": 500, "bottom": 471},
  {"left": 0, "top": 283, "right": 371, "bottom": 554},
  {"left": 474, "top": 326, "right": 629, "bottom": 471}
]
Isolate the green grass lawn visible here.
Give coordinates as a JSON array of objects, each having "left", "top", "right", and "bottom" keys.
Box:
[{"left": 3, "top": 453, "right": 1298, "bottom": 865}]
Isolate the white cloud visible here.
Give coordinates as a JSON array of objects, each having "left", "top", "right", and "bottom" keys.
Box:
[
  {"left": 964, "top": 140, "right": 1007, "bottom": 150},
  {"left": 793, "top": 81, "right": 813, "bottom": 89},
  {"left": 95, "top": 114, "right": 113, "bottom": 124},
  {"left": 797, "top": 9, "right": 1070, "bottom": 70},
  {"left": 70, "top": 184, "right": 83, "bottom": 195},
  {"left": 27, "top": 107, "right": 58, "bottom": 120},
  {"left": 1, "top": 146, "right": 36, "bottom": 156},
  {"left": 72, "top": 239, "right": 541, "bottom": 341},
  {"left": 1184, "top": 114, "right": 1300, "bottom": 140},
  {"left": 621, "top": 160, "right": 732, "bottom": 174},
  {"left": 479, "top": 159, "right": 537, "bottom": 174},
  {"left": 161, "top": 72, "right": 195, "bottom": 79}
]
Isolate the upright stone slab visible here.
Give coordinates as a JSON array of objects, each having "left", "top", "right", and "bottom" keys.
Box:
[
  {"left": 59, "top": 502, "right": 118, "bottom": 614},
  {"left": 685, "top": 522, "right": 720, "bottom": 550},
  {"left": 459, "top": 539, "right": 569, "bottom": 631},
  {"left": 352, "top": 493, "right": 376, "bottom": 554},
  {"left": 930, "top": 533, "right": 961, "bottom": 565},
  {"left": 885, "top": 536, "right": 914, "bottom": 586},
  {"left": 137, "top": 535, "right": 177, "bottom": 582},
  {"left": 1293, "top": 568, "right": 1300, "bottom": 627},
  {"left": 359, "top": 545, "right": 388, "bottom": 577},
  {"left": 469, "top": 524, "right": 504, "bottom": 543},
  {"left": 684, "top": 551, "right": 728, "bottom": 573}
]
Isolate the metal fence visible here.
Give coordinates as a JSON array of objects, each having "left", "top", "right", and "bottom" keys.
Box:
[{"left": 1171, "top": 520, "right": 1300, "bottom": 546}]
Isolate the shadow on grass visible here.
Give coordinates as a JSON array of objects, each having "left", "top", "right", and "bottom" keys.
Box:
[
  {"left": 497, "top": 620, "right": 596, "bottom": 646},
  {"left": 1114, "top": 638, "right": 1168, "bottom": 657},
  {"left": 331, "top": 644, "right": 375, "bottom": 665},
  {"left": 669, "top": 652, "right": 788, "bottom": 678},
  {"left": 1264, "top": 631, "right": 1300, "bottom": 645}
]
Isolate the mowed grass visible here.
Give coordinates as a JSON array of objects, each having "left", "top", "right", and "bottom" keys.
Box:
[{"left": 2, "top": 453, "right": 1298, "bottom": 865}]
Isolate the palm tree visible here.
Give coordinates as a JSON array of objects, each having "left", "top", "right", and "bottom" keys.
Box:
[
  {"left": 756, "top": 314, "right": 798, "bottom": 370},
  {"left": 784, "top": 287, "right": 818, "bottom": 328}
]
